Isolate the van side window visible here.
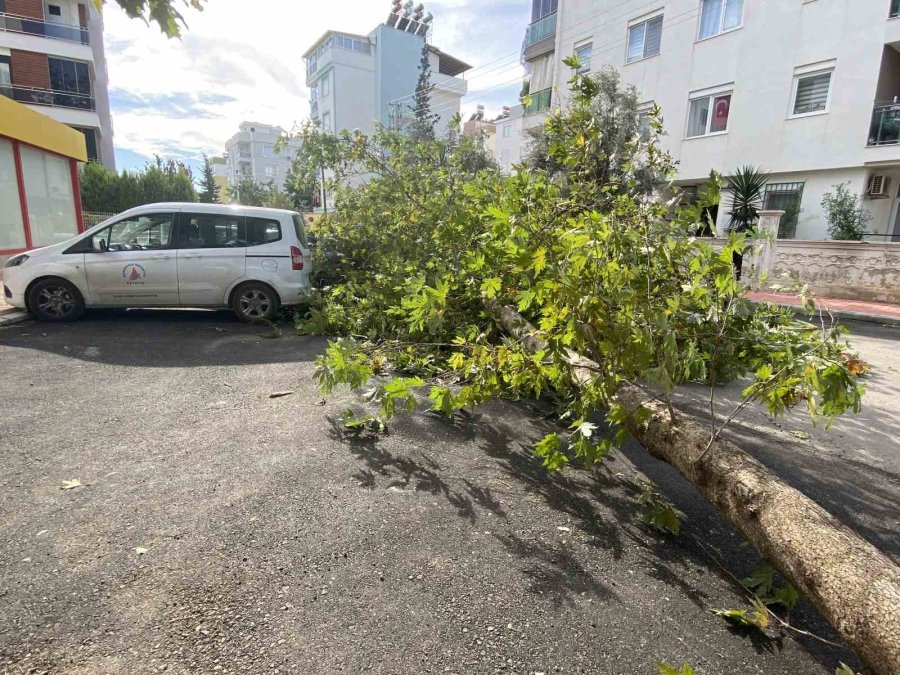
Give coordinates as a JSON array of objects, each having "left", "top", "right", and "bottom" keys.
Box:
[
  {"left": 245, "top": 217, "right": 282, "bottom": 246},
  {"left": 179, "top": 213, "right": 245, "bottom": 248},
  {"left": 91, "top": 213, "right": 175, "bottom": 252}
]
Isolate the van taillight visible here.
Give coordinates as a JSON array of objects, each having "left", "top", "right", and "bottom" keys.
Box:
[{"left": 291, "top": 246, "right": 304, "bottom": 271}]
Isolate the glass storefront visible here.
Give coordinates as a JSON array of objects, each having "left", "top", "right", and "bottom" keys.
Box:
[{"left": 0, "top": 138, "right": 26, "bottom": 251}]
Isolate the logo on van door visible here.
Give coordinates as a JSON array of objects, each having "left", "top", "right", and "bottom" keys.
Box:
[{"left": 122, "top": 263, "right": 146, "bottom": 285}]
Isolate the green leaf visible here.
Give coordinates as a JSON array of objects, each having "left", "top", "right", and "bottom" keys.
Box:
[
  {"left": 481, "top": 277, "right": 502, "bottom": 298},
  {"left": 656, "top": 663, "right": 695, "bottom": 675},
  {"left": 835, "top": 663, "right": 856, "bottom": 675},
  {"left": 534, "top": 433, "right": 568, "bottom": 471}
]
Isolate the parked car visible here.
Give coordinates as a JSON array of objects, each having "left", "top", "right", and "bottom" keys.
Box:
[{"left": 3, "top": 203, "right": 313, "bottom": 322}]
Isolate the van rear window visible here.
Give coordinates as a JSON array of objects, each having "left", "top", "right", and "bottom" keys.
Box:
[
  {"left": 291, "top": 214, "right": 310, "bottom": 247},
  {"left": 246, "top": 217, "right": 281, "bottom": 246}
]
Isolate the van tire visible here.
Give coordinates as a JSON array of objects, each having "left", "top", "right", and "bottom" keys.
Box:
[
  {"left": 27, "top": 278, "right": 85, "bottom": 322},
  {"left": 231, "top": 282, "right": 280, "bottom": 323}
]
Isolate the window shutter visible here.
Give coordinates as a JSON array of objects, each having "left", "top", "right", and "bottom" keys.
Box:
[
  {"left": 627, "top": 23, "right": 645, "bottom": 62},
  {"left": 644, "top": 16, "right": 663, "bottom": 57},
  {"left": 793, "top": 72, "right": 831, "bottom": 115}
]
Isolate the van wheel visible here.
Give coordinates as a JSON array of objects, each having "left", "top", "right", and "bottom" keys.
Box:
[
  {"left": 232, "top": 282, "right": 280, "bottom": 323},
  {"left": 27, "top": 278, "right": 85, "bottom": 322}
]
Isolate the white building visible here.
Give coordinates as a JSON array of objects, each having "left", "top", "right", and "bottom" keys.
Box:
[
  {"left": 302, "top": 3, "right": 471, "bottom": 140},
  {"left": 0, "top": 0, "right": 115, "bottom": 167},
  {"left": 223, "top": 121, "right": 301, "bottom": 192},
  {"left": 492, "top": 104, "right": 526, "bottom": 174},
  {"left": 521, "top": 0, "right": 900, "bottom": 240}
]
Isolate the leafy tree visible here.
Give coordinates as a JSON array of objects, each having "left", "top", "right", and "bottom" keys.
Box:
[
  {"left": 284, "top": 163, "right": 318, "bottom": 211},
  {"left": 726, "top": 165, "right": 769, "bottom": 233},
  {"left": 228, "top": 178, "right": 292, "bottom": 209},
  {"left": 197, "top": 153, "right": 221, "bottom": 203},
  {"left": 822, "top": 183, "right": 871, "bottom": 241},
  {"left": 410, "top": 41, "right": 439, "bottom": 140},
  {"left": 93, "top": 0, "right": 204, "bottom": 37},
  {"left": 301, "top": 66, "right": 860, "bottom": 445},
  {"left": 79, "top": 158, "right": 197, "bottom": 213},
  {"left": 524, "top": 62, "right": 667, "bottom": 207}
]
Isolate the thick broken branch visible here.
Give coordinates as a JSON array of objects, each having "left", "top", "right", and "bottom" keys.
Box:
[{"left": 488, "top": 299, "right": 900, "bottom": 675}]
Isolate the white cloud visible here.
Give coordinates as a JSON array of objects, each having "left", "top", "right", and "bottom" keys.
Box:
[{"left": 103, "top": 0, "right": 528, "bottom": 167}]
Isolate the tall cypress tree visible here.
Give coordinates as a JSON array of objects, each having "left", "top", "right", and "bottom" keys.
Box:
[
  {"left": 198, "top": 153, "right": 221, "bottom": 203},
  {"left": 410, "top": 42, "right": 439, "bottom": 140}
]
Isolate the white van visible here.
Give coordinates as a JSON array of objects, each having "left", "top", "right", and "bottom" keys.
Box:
[{"left": 2, "top": 203, "right": 313, "bottom": 322}]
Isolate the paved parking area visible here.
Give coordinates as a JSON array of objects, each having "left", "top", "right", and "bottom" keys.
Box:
[{"left": 0, "top": 310, "right": 879, "bottom": 674}]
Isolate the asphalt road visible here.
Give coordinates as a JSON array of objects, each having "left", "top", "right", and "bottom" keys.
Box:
[{"left": 1, "top": 309, "right": 893, "bottom": 674}]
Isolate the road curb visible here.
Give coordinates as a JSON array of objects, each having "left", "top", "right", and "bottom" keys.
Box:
[
  {"left": 0, "top": 309, "right": 29, "bottom": 326},
  {"left": 749, "top": 300, "right": 900, "bottom": 328}
]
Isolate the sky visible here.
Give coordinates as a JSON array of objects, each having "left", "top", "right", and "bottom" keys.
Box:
[{"left": 103, "top": 0, "right": 530, "bottom": 172}]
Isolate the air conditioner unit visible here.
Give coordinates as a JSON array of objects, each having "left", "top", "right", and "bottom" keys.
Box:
[{"left": 867, "top": 174, "right": 892, "bottom": 198}]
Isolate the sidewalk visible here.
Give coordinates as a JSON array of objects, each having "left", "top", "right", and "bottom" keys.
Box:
[{"left": 748, "top": 291, "right": 900, "bottom": 326}]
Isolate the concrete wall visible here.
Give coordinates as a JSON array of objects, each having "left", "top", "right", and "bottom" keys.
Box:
[
  {"left": 375, "top": 24, "right": 423, "bottom": 130},
  {"left": 769, "top": 240, "right": 900, "bottom": 303}
]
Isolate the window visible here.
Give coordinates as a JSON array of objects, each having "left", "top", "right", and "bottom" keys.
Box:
[
  {"left": 638, "top": 107, "right": 653, "bottom": 139},
  {"left": 93, "top": 213, "right": 175, "bottom": 252},
  {"left": 531, "top": 0, "right": 558, "bottom": 22},
  {"left": 47, "top": 4, "right": 62, "bottom": 15},
  {"left": 698, "top": 0, "right": 743, "bottom": 40},
  {"left": 265, "top": 165, "right": 276, "bottom": 178},
  {"left": 72, "top": 126, "right": 99, "bottom": 162},
  {"left": 892, "top": 0, "right": 900, "bottom": 18},
  {"left": 524, "top": 88, "right": 552, "bottom": 115},
  {"left": 686, "top": 90, "right": 732, "bottom": 137},
  {"left": 0, "top": 139, "right": 26, "bottom": 251},
  {"left": 245, "top": 217, "right": 281, "bottom": 246},
  {"left": 791, "top": 69, "right": 832, "bottom": 116},
  {"left": 334, "top": 35, "right": 370, "bottom": 54},
  {"left": 764, "top": 182, "right": 804, "bottom": 238},
  {"left": 179, "top": 213, "right": 243, "bottom": 248},
  {"left": 292, "top": 214, "right": 310, "bottom": 247},
  {"left": 500, "top": 149, "right": 511, "bottom": 163},
  {"left": 20, "top": 145, "right": 78, "bottom": 247},
  {"left": 502, "top": 124, "right": 511, "bottom": 138},
  {"left": 322, "top": 111, "right": 332, "bottom": 132},
  {"left": 0, "top": 55, "right": 11, "bottom": 98},
  {"left": 574, "top": 42, "right": 592, "bottom": 73},
  {"left": 49, "top": 58, "right": 91, "bottom": 94},
  {"left": 320, "top": 73, "right": 330, "bottom": 97},
  {"left": 627, "top": 15, "right": 662, "bottom": 63}
]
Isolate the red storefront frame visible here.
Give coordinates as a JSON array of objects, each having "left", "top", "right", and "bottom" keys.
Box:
[{"left": 0, "top": 136, "right": 85, "bottom": 256}]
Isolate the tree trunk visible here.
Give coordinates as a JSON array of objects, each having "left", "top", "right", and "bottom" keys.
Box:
[{"left": 488, "top": 300, "right": 900, "bottom": 675}]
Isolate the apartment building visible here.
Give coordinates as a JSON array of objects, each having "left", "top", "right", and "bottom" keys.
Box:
[
  {"left": 521, "top": 0, "right": 900, "bottom": 240},
  {"left": 0, "top": 0, "right": 114, "bottom": 168},
  {"left": 223, "top": 122, "right": 301, "bottom": 192},
  {"left": 302, "top": 2, "right": 471, "bottom": 140},
  {"left": 492, "top": 104, "right": 525, "bottom": 174}
]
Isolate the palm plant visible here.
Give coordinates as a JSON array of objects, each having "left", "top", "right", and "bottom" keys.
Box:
[{"left": 726, "top": 165, "right": 769, "bottom": 233}]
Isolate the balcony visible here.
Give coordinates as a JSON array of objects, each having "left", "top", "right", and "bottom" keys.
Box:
[
  {"left": 526, "top": 12, "right": 556, "bottom": 47},
  {"left": 0, "top": 12, "right": 89, "bottom": 44},
  {"left": 869, "top": 102, "right": 900, "bottom": 146},
  {"left": 524, "top": 88, "right": 552, "bottom": 116},
  {"left": 1, "top": 84, "right": 94, "bottom": 110}
]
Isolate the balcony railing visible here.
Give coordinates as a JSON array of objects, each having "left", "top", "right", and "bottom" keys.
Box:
[
  {"left": 525, "top": 12, "right": 556, "bottom": 47},
  {"left": 0, "top": 12, "right": 89, "bottom": 44},
  {"left": 868, "top": 102, "right": 900, "bottom": 146},
  {"left": 1, "top": 84, "right": 94, "bottom": 111},
  {"left": 524, "top": 88, "right": 552, "bottom": 116}
]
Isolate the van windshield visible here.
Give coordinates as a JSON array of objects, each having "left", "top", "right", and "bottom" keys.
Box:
[{"left": 291, "top": 214, "right": 310, "bottom": 247}]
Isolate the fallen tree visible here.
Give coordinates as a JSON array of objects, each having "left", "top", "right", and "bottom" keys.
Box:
[
  {"left": 490, "top": 301, "right": 900, "bottom": 674},
  {"left": 289, "top": 62, "right": 896, "bottom": 671}
]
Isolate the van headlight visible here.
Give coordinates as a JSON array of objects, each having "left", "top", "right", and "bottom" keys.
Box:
[{"left": 5, "top": 254, "right": 29, "bottom": 268}]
